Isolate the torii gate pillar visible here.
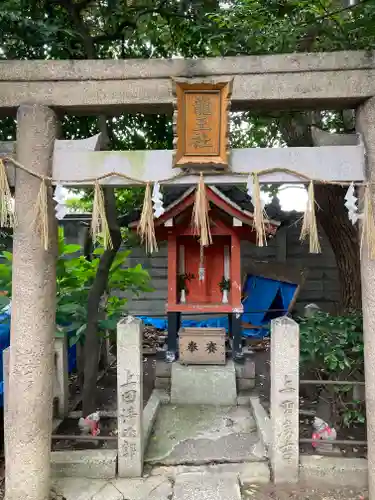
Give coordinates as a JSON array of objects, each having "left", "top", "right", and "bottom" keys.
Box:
[
  {"left": 357, "top": 97, "right": 375, "bottom": 500},
  {"left": 5, "top": 104, "right": 58, "bottom": 500}
]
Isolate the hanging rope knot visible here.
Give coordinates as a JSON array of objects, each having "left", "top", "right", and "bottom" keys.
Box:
[
  {"left": 34, "top": 177, "right": 50, "bottom": 251},
  {"left": 192, "top": 172, "right": 212, "bottom": 247},
  {"left": 361, "top": 183, "right": 375, "bottom": 259},
  {"left": 138, "top": 181, "right": 158, "bottom": 254},
  {"left": 91, "top": 181, "right": 113, "bottom": 249},
  {"left": 251, "top": 172, "right": 267, "bottom": 247},
  {"left": 299, "top": 181, "right": 321, "bottom": 254},
  {"left": 0, "top": 158, "right": 15, "bottom": 228}
]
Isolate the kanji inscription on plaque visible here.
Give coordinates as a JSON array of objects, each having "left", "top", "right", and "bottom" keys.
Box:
[
  {"left": 185, "top": 92, "right": 220, "bottom": 155},
  {"left": 172, "top": 78, "right": 233, "bottom": 170}
]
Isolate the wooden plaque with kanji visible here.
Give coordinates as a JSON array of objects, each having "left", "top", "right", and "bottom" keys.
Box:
[{"left": 172, "top": 79, "right": 233, "bottom": 170}]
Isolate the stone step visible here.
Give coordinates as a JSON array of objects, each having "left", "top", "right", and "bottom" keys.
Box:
[
  {"left": 145, "top": 404, "right": 266, "bottom": 465},
  {"left": 51, "top": 450, "right": 117, "bottom": 479},
  {"left": 149, "top": 462, "right": 271, "bottom": 484},
  {"left": 173, "top": 472, "right": 242, "bottom": 500}
]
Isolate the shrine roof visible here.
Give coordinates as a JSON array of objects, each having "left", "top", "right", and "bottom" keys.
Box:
[{"left": 127, "top": 185, "right": 280, "bottom": 232}]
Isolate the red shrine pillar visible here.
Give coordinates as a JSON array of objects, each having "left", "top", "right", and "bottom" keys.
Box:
[
  {"left": 229, "top": 232, "right": 244, "bottom": 362},
  {"left": 166, "top": 233, "right": 180, "bottom": 361}
]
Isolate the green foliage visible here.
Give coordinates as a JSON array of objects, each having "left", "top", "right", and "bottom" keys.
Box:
[
  {"left": 299, "top": 311, "right": 365, "bottom": 427},
  {"left": 219, "top": 277, "right": 231, "bottom": 292},
  {"left": 0, "top": 228, "right": 153, "bottom": 345},
  {"left": 177, "top": 272, "right": 195, "bottom": 292},
  {"left": 299, "top": 312, "right": 363, "bottom": 374},
  {"left": 0, "top": 251, "right": 12, "bottom": 300}
]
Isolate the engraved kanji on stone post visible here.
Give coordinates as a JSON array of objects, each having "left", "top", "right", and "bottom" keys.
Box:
[
  {"left": 117, "top": 316, "right": 144, "bottom": 477},
  {"left": 270, "top": 316, "right": 299, "bottom": 484}
]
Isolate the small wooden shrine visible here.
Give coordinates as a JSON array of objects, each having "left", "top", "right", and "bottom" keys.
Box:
[{"left": 131, "top": 186, "right": 279, "bottom": 361}]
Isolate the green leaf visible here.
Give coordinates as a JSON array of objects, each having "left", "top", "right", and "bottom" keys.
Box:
[
  {"left": 98, "top": 318, "right": 119, "bottom": 331},
  {"left": 0, "top": 295, "right": 10, "bottom": 309},
  {"left": 1, "top": 251, "right": 12, "bottom": 262},
  {"left": 69, "top": 324, "right": 87, "bottom": 347},
  {"left": 61, "top": 244, "right": 81, "bottom": 255}
]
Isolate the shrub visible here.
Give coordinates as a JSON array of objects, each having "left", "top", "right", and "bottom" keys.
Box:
[{"left": 299, "top": 311, "right": 365, "bottom": 427}]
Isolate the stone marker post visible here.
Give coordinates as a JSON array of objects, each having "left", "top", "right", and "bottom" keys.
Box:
[
  {"left": 270, "top": 316, "right": 299, "bottom": 484},
  {"left": 357, "top": 97, "right": 375, "bottom": 500},
  {"left": 5, "top": 104, "right": 58, "bottom": 500},
  {"left": 117, "top": 316, "right": 144, "bottom": 477},
  {"left": 53, "top": 333, "right": 69, "bottom": 419}
]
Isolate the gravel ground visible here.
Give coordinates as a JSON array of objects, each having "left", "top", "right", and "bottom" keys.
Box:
[{"left": 242, "top": 484, "right": 368, "bottom": 500}]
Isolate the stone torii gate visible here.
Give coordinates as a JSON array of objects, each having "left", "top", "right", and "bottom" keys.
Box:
[{"left": 1, "top": 51, "right": 375, "bottom": 500}]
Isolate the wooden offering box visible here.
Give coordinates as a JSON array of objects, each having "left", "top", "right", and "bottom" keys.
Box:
[{"left": 179, "top": 327, "right": 226, "bottom": 365}]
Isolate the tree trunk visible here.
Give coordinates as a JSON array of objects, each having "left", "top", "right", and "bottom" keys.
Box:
[
  {"left": 315, "top": 184, "right": 361, "bottom": 312},
  {"left": 58, "top": 3, "right": 123, "bottom": 416},
  {"left": 277, "top": 112, "right": 362, "bottom": 313},
  {"left": 82, "top": 187, "right": 121, "bottom": 416}
]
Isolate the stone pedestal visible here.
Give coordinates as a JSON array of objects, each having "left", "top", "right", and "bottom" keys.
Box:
[
  {"left": 171, "top": 360, "right": 237, "bottom": 406},
  {"left": 235, "top": 358, "right": 256, "bottom": 392},
  {"left": 356, "top": 97, "right": 375, "bottom": 500},
  {"left": 270, "top": 317, "right": 299, "bottom": 484},
  {"left": 117, "top": 317, "right": 144, "bottom": 477},
  {"left": 155, "top": 360, "right": 172, "bottom": 394},
  {"left": 5, "top": 104, "right": 58, "bottom": 500}
]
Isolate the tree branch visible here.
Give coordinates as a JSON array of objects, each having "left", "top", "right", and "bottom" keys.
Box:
[
  {"left": 92, "top": 20, "right": 136, "bottom": 44},
  {"left": 92, "top": 5, "right": 191, "bottom": 45},
  {"left": 56, "top": 0, "right": 123, "bottom": 415},
  {"left": 75, "top": 0, "right": 95, "bottom": 12}
]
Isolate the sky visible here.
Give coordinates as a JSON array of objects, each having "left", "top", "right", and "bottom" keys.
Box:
[
  {"left": 270, "top": 185, "right": 307, "bottom": 212},
  {"left": 65, "top": 183, "right": 308, "bottom": 215}
]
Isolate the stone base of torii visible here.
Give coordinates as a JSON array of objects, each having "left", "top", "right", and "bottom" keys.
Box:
[{"left": 0, "top": 52, "right": 375, "bottom": 499}]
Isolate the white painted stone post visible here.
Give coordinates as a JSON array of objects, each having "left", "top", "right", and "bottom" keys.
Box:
[
  {"left": 53, "top": 333, "right": 69, "bottom": 418},
  {"left": 5, "top": 104, "right": 58, "bottom": 500},
  {"left": 117, "top": 316, "right": 144, "bottom": 477},
  {"left": 270, "top": 316, "right": 299, "bottom": 484},
  {"left": 357, "top": 97, "right": 375, "bottom": 500}
]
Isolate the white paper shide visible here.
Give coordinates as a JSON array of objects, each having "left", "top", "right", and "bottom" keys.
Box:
[
  {"left": 53, "top": 184, "right": 69, "bottom": 220},
  {"left": 152, "top": 181, "right": 165, "bottom": 218},
  {"left": 344, "top": 182, "right": 359, "bottom": 225}
]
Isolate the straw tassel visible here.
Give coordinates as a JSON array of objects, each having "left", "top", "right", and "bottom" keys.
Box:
[
  {"left": 251, "top": 173, "right": 267, "bottom": 247},
  {"left": 300, "top": 181, "right": 321, "bottom": 254},
  {"left": 192, "top": 173, "right": 212, "bottom": 247},
  {"left": 0, "top": 159, "right": 15, "bottom": 228},
  {"left": 91, "top": 181, "right": 112, "bottom": 249},
  {"left": 34, "top": 178, "right": 49, "bottom": 251},
  {"left": 138, "top": 182, "right": 158, "bottom": 254},
  {"left": 361, "top": 184, "right": 375, "bottom": 259}
]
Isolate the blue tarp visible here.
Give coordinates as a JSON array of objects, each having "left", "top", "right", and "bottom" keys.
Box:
[
  {"left": 0, "top": 306, "right": 77, "bottom": 407},
  {"left": 0, "top": 309, "right": 10, "bottom": 407},
  {"left": 138, "top": 274, "right": 298, "bottom": 340}
]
